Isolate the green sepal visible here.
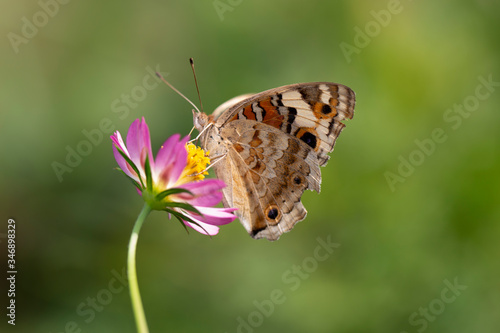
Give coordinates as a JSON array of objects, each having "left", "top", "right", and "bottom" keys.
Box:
[
  {"left": 164, "top": 202, "right": 202, "bottom": 216},
  {"left": 156, "top": 188, "right": 193, "bottom": 201},
  {"left": 166, "top": 208, "right": 190, "bottom": 234},
  {"left": 115, "top": 168, "right": 142, "bottom": 192},
  {"left": 144, "top": 154, "right": 153, "bottom": 191},
  {"left": 165, "top": 208, "right": 211, "bottom": 238},
  {"left": 116, "top": 147, "right": 146, "bottom": 189}
]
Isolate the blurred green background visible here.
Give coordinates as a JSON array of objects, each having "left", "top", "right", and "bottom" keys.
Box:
[{"left": 1, "top": 0, "right": 500, "bottom": 332}]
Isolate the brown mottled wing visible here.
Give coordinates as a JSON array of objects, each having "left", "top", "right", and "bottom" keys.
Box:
[
  {"left": 212, "top": 121, "right": 321, "bottom": 240},
  {"left": 215, "top": 82, "right": 355, "bottom": 166}
]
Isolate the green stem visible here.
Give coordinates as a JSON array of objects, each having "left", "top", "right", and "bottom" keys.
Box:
[{"left": 128, "top": 204, "right": 152, "bottom": 333}]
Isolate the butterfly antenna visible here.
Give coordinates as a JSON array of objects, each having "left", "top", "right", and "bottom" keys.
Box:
[
  {"left": 190, "top": 58, "right": 204, "bottom": 113},
  {"left": 155, "top": 72, "right": 201, "bottom": 113}
]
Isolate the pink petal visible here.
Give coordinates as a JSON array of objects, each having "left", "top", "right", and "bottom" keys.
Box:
[
  {"left": 155, "top": 134, "right": 189, "bottom": 185},
  {"left": 178, "top": 179, "right": 226, "bottom": 207},
  {"left": 126, "top": 118, "right": 153, "bottom": 171},
  {"left": 155, "top": 133, "right": 181, "bottom": 171},
  {"left": 168, "top": 135, "right": 190, "bottom": 184},
  {"left": 111, "top": 131, "right": 140, "bottom": 182},
  {"left": 183, "top": 217, "right": 220, "bottom": 236},
  {"left": 110, "top": 130, "right": 126, "bottom": 151},
  {"left": 190, "top": 206, "right": 237, "bottom": 225}
]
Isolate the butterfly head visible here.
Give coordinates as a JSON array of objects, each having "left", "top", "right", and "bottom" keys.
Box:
[{"left": 192, "top": 109, "right": 210, "bottom": 132}]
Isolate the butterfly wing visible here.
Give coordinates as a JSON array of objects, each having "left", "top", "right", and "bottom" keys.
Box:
[
  {"left": 215, "top": 82, "right": 355, "bottom": 166},
  {"left": 206, "top": 82, "right": 355, "bottom": 240},
  {"left": 214, "top": 121, "right": 321, "bottom": 240},
  {"left": 211, "top": 93, "right": 255, "bottom": 120}
]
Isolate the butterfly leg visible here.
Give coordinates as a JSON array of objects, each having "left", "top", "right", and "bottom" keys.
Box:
[
  {"left": 187, "top": 153, "right": 227, "bottom": 178},
  {"left": 190, "top": 123, "right": 214, "bottom": 144}
]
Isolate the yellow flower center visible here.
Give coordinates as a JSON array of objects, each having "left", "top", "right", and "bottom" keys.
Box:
[{"left": 179, "top": 143, "right": 210, "bottom": 183}]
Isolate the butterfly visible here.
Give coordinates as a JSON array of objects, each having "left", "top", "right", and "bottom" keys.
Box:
[{"left": 192, "top": 82, "right": 355, "bottom": 241}]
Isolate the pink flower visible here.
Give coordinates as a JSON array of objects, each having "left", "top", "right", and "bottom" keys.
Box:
[{"left": 111, "top": 117, "right": 236, "bottom": 236}]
